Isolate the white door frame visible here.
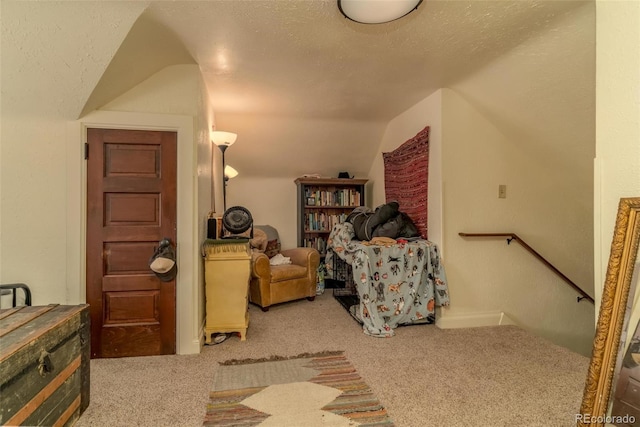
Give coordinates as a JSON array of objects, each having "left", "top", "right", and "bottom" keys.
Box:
[{"left": 66, "top": 110, "right": 201, "bottom": 355}]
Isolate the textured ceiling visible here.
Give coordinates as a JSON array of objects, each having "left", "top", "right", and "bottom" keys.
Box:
[
  {"left": 128, "top": 0, "right": 592, "bottom": 179},
  {"left": 3, "top": 0, "right": 592, "bottom": 180},
  {"left": 145, "top": 0, "right": 587, "bottom": 121}
]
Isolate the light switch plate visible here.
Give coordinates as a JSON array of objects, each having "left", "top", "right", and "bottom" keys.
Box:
[{"left": 498, "top": 185, "right": 507, "bottom": 199}]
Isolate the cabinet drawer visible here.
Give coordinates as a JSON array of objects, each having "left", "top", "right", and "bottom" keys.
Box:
[
  {"left": 611, "top": 400, "right": 640, "bottom": 426},
  {"left": 621, "top": 377, "right": 640, "bottom": 406}
]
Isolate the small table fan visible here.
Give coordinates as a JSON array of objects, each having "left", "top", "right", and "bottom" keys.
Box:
[{"left": 222, "top": 206, "right": 253, "bottom": 239}]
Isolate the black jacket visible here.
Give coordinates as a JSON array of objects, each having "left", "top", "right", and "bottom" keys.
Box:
[{"left": 347, "top": 202, "right": 418, "bottom": 241}]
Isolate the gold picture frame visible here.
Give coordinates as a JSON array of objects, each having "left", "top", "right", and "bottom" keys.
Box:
[{"left": 579, "top": 197, "right": 640, "bottom": 426}]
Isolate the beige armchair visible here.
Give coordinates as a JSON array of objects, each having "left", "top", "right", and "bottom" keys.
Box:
[{"left": 249, "top": 225, "right": 320, "bottom": 311}]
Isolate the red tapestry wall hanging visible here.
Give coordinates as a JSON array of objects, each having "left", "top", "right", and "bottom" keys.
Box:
[{"left": 383, "top": 126, "right": 430, "bottom": 239}]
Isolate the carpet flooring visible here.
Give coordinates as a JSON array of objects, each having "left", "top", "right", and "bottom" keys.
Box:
[
  {"left": 333, "top": 294, "right": 361, "bottom": 323},
  {"left": 205, "top": 352, "right": 393, "bottom": 426},
  {"left": 75, "top": 291, "right": 590, "bottom": 427}
]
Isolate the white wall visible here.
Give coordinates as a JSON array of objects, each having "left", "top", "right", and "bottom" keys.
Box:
[
  {"left": 1, "top": 117, "right": 70, "bottom": 303},
  {"left": 440, "top": 88, "right": 594, "bottom": 355},
  {"left": 213, "top": 114, "right": 387, "bottom": 180},
  {"left": 448, "top": 4, "right": 596, "bottom": 299},
  {"left": 197, "top": 73, "right": 216, "bottom": 347},
  {"left": 226, "top": 177, "right": 299, "bottom": 249},
  {"left": 594, "top": 2, "right": 640, "bottom": 335},
  {"left": 449, "top": 4, "right": 596, "bottom": 202}
]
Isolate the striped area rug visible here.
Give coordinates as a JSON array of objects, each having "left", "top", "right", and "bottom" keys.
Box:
[{"left": 204, "top": 352, "right": 394, "bottom": 426}]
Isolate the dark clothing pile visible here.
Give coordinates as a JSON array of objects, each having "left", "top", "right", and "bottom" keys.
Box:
[{"left": 346, "top": 201, "right": 419, "bottom": 241}]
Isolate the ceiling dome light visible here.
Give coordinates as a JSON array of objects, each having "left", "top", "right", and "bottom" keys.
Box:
[{"left": 338, "top": 0, "right": 422, "bottom": 24}]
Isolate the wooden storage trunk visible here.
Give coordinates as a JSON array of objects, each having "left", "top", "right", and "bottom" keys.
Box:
[{"left": 0, "top": 304, "right": 90, "bottom": 426}]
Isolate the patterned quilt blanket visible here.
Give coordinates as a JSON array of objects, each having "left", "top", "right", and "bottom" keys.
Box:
[{"left": 326, "top": 222, "right": 450, "bottom": 337}]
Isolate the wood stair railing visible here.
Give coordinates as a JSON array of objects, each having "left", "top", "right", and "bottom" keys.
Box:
[{"left": 458, "top": 233, "right": 594, "bottom": 304}]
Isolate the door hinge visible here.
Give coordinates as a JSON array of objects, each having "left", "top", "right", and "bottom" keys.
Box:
[{"left": 84, "top": 143, "right": 89, "bottom": 160}]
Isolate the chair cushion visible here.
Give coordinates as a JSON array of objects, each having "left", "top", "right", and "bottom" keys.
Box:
[{"left": 270, "top": 264, "right": 307, "bottom": 282}]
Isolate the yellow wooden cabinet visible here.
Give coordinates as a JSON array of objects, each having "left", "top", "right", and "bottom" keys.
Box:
[{"left": 203, "top": 239, "right": 251, "bottom": 343}]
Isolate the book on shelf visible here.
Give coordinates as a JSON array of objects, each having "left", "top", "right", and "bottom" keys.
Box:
[
  {"left": 296, "top": 177, "right": 367, "bottom": 252},
  {"left": 303, "top": 236, "right": 328, "bottom": 256},
  {"left": 303, "top": 187, "right": 362, "bottom": 207},
  {"left": 304, "top": 212, "right": 348, "bottom": 232}
]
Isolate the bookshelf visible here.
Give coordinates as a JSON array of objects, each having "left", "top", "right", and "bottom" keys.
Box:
[{"left": 295, "top": 177, "right": 368, "bottom": 256}]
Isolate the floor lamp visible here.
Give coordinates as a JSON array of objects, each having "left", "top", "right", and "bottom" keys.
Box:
[{"left": 211, "top": 131, "right": 237, "bottom": 212}]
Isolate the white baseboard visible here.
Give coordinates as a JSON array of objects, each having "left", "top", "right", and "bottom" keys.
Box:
[
  {"left": 177, "top": 339, "right": 202, "bottom": 355},
  {"left": 178, "top": 319, "right": 206, "bottom": 355},
  {"left": 436, "top": 311, "right": 517, "bottom": 329}
]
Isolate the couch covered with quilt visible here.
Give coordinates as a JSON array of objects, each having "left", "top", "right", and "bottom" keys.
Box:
[{"left": 326, "top": 221, "right": 449, "bottom": 337}]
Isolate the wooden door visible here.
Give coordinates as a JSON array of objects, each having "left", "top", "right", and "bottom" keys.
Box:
[{"left": 86, "top": 128, "right": 177, "bottom": 358}]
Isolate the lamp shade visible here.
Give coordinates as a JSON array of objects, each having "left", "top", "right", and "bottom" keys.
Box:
[
  {"left": 338, "top": 0, "right": 422, "bottom": 24},
  {"left": 224, "top": 165, "right": 239, "bottom": 179},
  {"left": 211, "top": 131, "right": 237, "bottom": 147}
]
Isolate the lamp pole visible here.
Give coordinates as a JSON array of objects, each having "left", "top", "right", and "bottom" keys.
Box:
[
  {"left": 218, "top": 145, "right": 228, "bottom": 212},
  {"left": 211, "top": 130, "right": 237, "bottom": 214}
]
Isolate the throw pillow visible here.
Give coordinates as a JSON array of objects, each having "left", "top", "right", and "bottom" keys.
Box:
[
  {"left": 250, "top": 228, "right": 268, "bottom": 253},
  {"left": 264, "top": 239, "right": 281, "bottom": 258}
]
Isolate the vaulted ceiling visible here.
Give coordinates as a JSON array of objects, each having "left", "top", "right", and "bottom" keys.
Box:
[
  {"left": 5, "top": 0, "right": 595, "bottom": 180},
  {"left": 143, "top": 0, "right": 588, "bottom": 120},
  {"left": 143, "top": 0, "right": 594, "bottom": 180}
]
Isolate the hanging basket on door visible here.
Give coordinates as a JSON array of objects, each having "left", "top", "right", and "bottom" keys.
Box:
[{"left": 222, "top": 206, "right": 253, "bottom": 239}]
